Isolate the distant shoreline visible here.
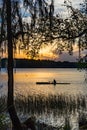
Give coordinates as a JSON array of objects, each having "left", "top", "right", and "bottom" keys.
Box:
[{"left": 1, "top": 58, "right": 79, "bottom": 68}]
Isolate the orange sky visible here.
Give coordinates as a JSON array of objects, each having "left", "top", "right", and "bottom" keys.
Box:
[
  {"left": 1, "top": 40, "right": 86, "bottom": 62},
  {"left": 39, "top": 44, "right": 59, "bottom": 60},
  {"left": 12, "top": 44, "right": 58, "bottom": 60},
  {"left": 12, "top": 43, "right": 80, "bottom": 62}
]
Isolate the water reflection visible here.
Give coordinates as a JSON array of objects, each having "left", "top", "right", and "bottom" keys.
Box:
[
  {"left": 15, "top": 93, "right": 87, "bottom": 129},
  {"left": 13, "top": 69, "right": 86, "bottom": 97},
  {"left": 0, "top": 68, "right": 86, "bottom": 96},
  {"left": 0, "top": 68, "right": 87, "bottom": 129},
  {"left": 15, "top": 94, "right": 87, "bottom": 114}
]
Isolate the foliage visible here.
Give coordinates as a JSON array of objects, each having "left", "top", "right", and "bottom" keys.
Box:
[
  {"left": 0, "top": 114, "right": 7, "bottom": 129},
  {"left": 0, "top": 0, "right": 87, "bottom": 59},
  {"left": 0, "top": 96, "right": 7, "bottom": 129},
  {"left": 1, "top": 0, "right": 87, "bottom": 129},
  {"left": 78, "top": 61, "right": 87, "bottom": 70}
]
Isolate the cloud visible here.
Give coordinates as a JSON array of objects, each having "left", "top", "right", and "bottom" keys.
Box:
[
  {"left": 54, "top": 0, "right": 83, "bottom": 7},
  {"left": 57, "top": 52, "right": 77, "bottom": 62},
  {"left": 54, "top": 0, "right": 83, "bottom": 16}
]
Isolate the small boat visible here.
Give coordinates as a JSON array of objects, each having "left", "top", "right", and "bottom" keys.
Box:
[{"left": 36, "top": 82, "right": 70, "bottom": 85}]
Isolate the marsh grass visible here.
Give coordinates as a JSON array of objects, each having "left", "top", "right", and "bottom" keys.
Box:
[
  {"left": 0, "top": 94, "right": 87, "bottom": 129},
  {"left": 0, "top": 96, "right": 8, "bottom": 129},
  {"left": 0, "top": 96, "right": 7, "bottom": 112},
  {"left": 14, "top": 93, "right": 87, "bottom": 129},
  {"left": 15, "top": 94, "right": 87, "bottom": 116},
  {"left": 79, "top": 113, "right": 87, "bottom": 130}
]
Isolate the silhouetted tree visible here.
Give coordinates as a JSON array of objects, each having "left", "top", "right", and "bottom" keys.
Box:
[
  {"left": 0, "top": 0, "right": 55, "bottom": 129},
  {"left": 0, "top": 0, "right": 87, "bottom": 129},
  {"left": 6, "top": 0, "right": 23, "bottom": 129}
]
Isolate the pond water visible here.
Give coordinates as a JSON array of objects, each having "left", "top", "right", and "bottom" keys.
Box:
[
  {"left": 0, "top": 68, "right": 87, "bottom": 129},
  {"left": 0, "top": 68, "right": 86, "bottom": 96}
]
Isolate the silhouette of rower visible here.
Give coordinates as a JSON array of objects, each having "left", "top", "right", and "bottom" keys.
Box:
[{"left": 53, "top": 79, "right": 56, "bottom": 85}]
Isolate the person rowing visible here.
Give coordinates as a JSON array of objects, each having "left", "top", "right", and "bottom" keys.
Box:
[{"left": 53, "top": 79, "right": 56, "bottom": 85}]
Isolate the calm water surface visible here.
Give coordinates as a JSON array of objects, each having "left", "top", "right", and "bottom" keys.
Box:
[
  {"left": 0, "top": 68, "right": 87, "bottom": 129},
  {"left": 0, "top": 68, "right": 87, "bottom": 96}
]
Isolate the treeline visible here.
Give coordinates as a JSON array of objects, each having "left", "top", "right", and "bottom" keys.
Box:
[{"left": 1, "top": 58, "right": 78, "bottom": 68}]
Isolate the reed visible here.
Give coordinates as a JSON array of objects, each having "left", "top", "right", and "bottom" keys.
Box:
[
  {"left": 15, "top": 94, "right": 87, "bottom": 116},
  {"left": 79, "top": 113, "right": 87, "bottom": 130},
  {"left": 63, "top": 117, "right": 71, "bottom": 130},
  {"left": 0, "top": 94, "right": 87, "bottom": 130},
  {"left": 0, "top": 95, "right": 8, "bottom": 129},
  {"left": 14, "top": 93, "right": 87, "bottom": 129},
  {"left": 0, "top": 96, "right": 7, "bottom": 113}
]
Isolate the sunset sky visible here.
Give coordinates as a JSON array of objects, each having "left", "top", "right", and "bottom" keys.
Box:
[
  {"left": 23, "top": 0, "right": 85, "bottom": 62},
  {"left": 40, "top": 0, "right": 86, "bottom": 62},
  {"left": 39, "top": 43, "right": 83, "bottom": 62},
  {"left": 0, "top": 0, "right": 86, "bottom": 61}
]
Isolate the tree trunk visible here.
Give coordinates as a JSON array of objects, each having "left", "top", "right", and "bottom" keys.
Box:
[{"left": 6, "top": 0, "right": 22, "bottom": 129}]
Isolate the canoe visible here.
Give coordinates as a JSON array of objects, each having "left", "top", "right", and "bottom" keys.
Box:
[{"left": 36, "top": 82, "right": 70, "bottom": 85}]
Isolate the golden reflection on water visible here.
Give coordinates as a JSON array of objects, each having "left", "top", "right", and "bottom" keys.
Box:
[
  {"left": 13, "top": 69, "right": 87, "bottom": 97},
  {"left": 0, "top": 68, "right": 86, "bottom": 97},
  {"left": 14, "top": 71, "right": 56, "bottom": 97},
  {"left": 0, "top": 69, "right": 86, "bottom": 130}
]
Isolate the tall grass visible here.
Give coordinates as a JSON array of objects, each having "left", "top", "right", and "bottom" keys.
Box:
[
  {"left": 14, "top": 93, "right": 87, "bottom": 129},
  {"left": 0, "top": 94, "right": 87, "bottom": 129},
  {"left": 15, "top": 94, "right": 87, "bottom": 115},
  {"left": 0, "top": 96, "right": 8, "bottom": 129}
]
